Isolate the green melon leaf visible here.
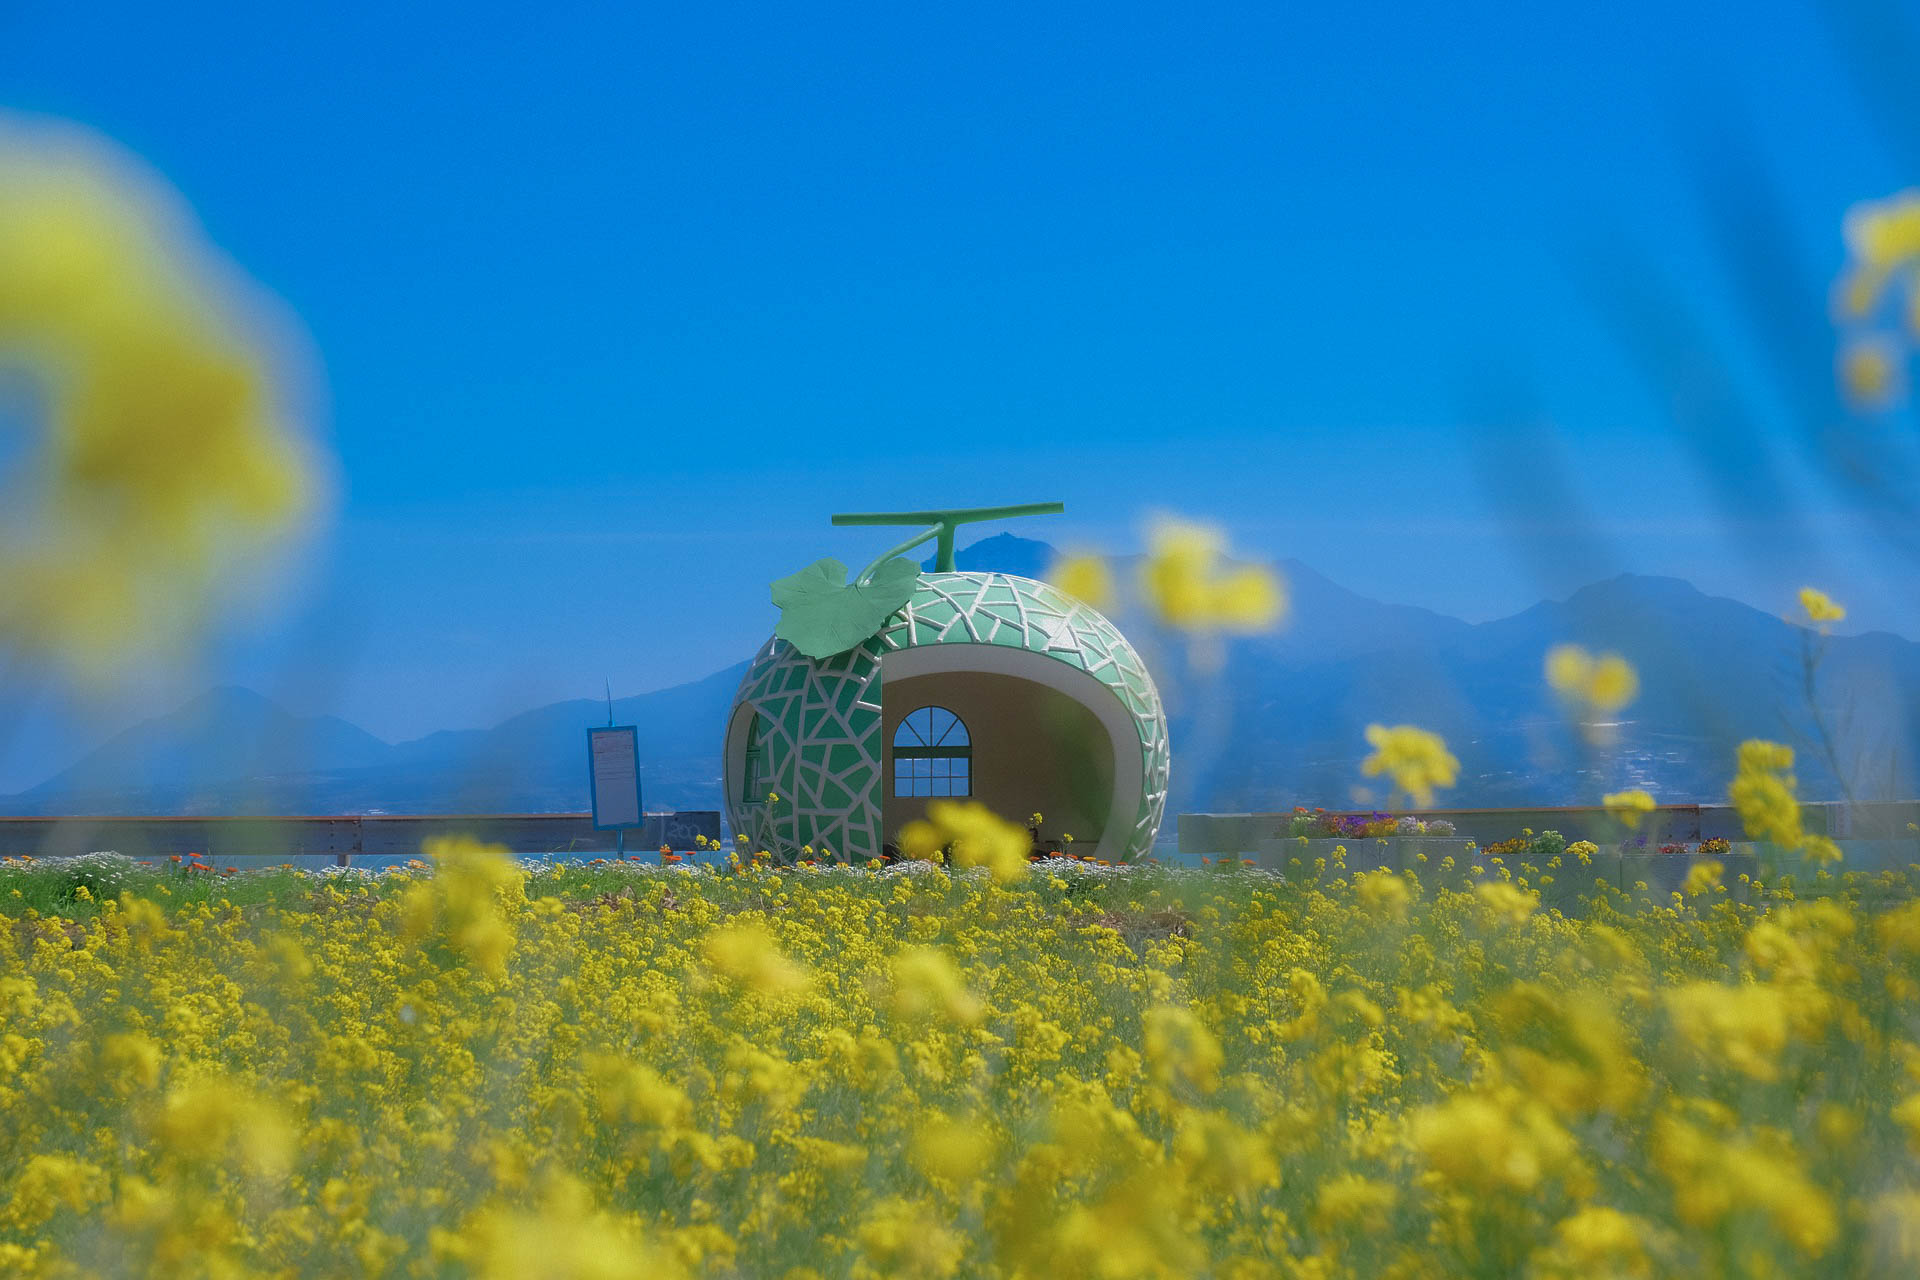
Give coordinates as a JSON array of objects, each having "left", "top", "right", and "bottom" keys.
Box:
[{"left": 771, "top": 557, "right": 920, "bottom": 658}]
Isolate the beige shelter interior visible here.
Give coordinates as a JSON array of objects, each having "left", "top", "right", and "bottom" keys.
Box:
[{"left": 881, "top": 669, "right": 1114, "bottom": 850}]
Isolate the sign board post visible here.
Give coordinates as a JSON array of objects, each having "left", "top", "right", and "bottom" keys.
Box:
[{"left": 587, "top": 726, "right": 643, "bottom": 855}]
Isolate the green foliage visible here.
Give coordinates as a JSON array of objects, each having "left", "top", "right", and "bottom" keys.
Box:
[
  {"left": 1529, "top": 829, "right": 1568, "bottom": 861},
  {"left": 770, "top": 556, "right": 920, "bottom": 658}
]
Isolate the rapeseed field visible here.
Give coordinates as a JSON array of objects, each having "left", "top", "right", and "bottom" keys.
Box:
[{"left": 5, "top": 839, "right": 1920, "bottom": 1278}]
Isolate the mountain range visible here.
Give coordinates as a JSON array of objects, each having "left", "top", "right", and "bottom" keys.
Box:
[{"left": 5, "top": 533, "right": 1915, "bottom": 815}]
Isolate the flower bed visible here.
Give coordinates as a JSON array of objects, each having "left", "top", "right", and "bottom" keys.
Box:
[{"left": 4, "top": 845, "right": 1920, "bottom": 1274}]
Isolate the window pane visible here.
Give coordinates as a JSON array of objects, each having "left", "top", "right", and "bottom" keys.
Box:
[{"left": 896, "top": 706, "right": 970, "bottom": 749}]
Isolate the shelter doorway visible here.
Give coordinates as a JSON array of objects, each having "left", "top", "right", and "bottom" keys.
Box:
[{"left": 881, "top": 669, "right": 1114, "bottom": 852}]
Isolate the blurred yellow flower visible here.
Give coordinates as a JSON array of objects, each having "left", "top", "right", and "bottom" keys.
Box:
[
  {"left": 1142, "top": 1005, "right": 1223, "bottom": 1092},
  {"left": 1682, "top": 860, "right": 1724, "bottom": 896},
  {"left": 1475, "top": 879, "right": 1537, "bottom": 925},
  {"left": 890, "top": 945, "right": 982, "bottom": 1024},
  {"left": 1545, "top": 644, "right": 1639, "bottom": 715},
  {"left": 1839, "top": 337, "right": 1903, "bottom": 408},
  {"left": 1538, "top": 1206, "right": 1652, "bottom": 1278},
  {"left": 401, "top": 837, "right": 523, "bottom": 978},
  {"left": 857, "top": 1197, "right": 966, "bottom": 1279},
  {"left": 1798, "top": 586, "right": 1847, "bottom": 626},
  {"left": 1844, "top": 189, "right": 1920, "bottom": 273},
  {"left": 447, "top": 1175, "right": 683, "bottom": 1280},
  {"left": 911, "top": 1116, "right": 994, "bottom": 1184},
  {"left": 1666, "top": 982, "right": 1790, "bottom": 1080},
  {"left": 1313, "top": 1173, "right": 1398, "bottom": 1232},
  {"left": 1138, "top": 516, "right": 1286, "bottom": 634},
  {"left": 918, "top": 799, "right": 1029, "bottom": 882},
  {"left": 1604, "top": 789, "right": 1657, "bottom": 829},
  {"left": 1408, "top": 1089, "right": 1572, "bottom": 1192},
  {"left": 1354, "top": 868, "right": 1412, "bottom": 920},
  {"left": 704, "top": 921, "right": 811, "bottom": 997},
  {"left": 1359, "top": 723, "right": 1459, "bottom": 808},
  {"left": 1834, "top": 191, "right": 1920, "bottom": 408},
  {"left": 8, "top": 1154, "right": 108, "bottom": 1230},
  {"left": 1729, "top": 739, "right": 1807, "bottom": 852},
  {"left": 100, "top": 1031, "right": 161, "bottom": 1089},
  {"left": 0, "top": 119, "right": 316, "bottom": 681},
  {"left": 1048, "top": 553, "right": 1114, "bottom": 610},
  {"left": 1653, "top": 1115, "right": 1836, "bottom": 1256},
  {"left": 155, "top": 1078, "right": 294, "bottom": 1175}
]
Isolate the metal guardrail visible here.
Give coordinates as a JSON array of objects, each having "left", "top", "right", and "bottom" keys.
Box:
[
  {"left": 1178, "top": 802, "right": 1920, "bottom": 855},
  {"left": 0, "top": 812, "right": 723, "bottom": 863}
]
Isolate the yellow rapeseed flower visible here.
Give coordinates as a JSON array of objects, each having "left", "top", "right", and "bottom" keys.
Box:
[
  {"left": 155, "top": 1078, "right": 294, "bottom": 1175},
  {"left": 401, "top": 837, "right": 523, "bottom": 978},
  {"left": 1537, "top": 1206, "right": 1653, "bottom": 1278},
  {"left": 1408, "top": 1089, "right": 1572, "bottom": 1192},
  {"left": 1047, "top": 553, "right": 1115, "bottom": 610},
  {"left": 1682, "top": 860, "right": 1725, "bottom": 896},
  {"left": 1839, "top": 337, "right": 1903, "bottom": 408},
  {"left": 1843, "top": 188, "right": 1920, "bottom": 274},
  {"left": 1665, "top": 982, "right": 1790, "bottom": 1080},
  {"left": 704, "top": 921, "right": 811, "bottom": 997},
  {"left": 1475, "top": 879, "right": 1538, "bottom": 925},
  {"left": 1729, "top": 739, "right": 1806, "bottom": 851},
  {"left": 0, "top": 119, "right": 316, "bottom": 681},
  {"left": 1798, "top": 586, "right": 1847, "bottom": 626},
  {"left": 857, "top": 1197, "right": 966, "bottom": 1279},
  {"left": 1142, "top": 1005, "right": 1223, "bottom": 1092},
  {"left": 1353, "top": 869, "right": 1412, "bottom": 920},
  {"left": 1546, "top": 644, "right": 1640, "bottom": 717},
  {"left": 911, "top": 1116, "right": 994, "bottom": 1184},
  {"left": 1313, "top": 1173, "right": 1398, "bottom": 1232},
  {"left": 446, "top": 1175, "right": 684, "bottom": 1280},
  {"left": 1833, "top": 191, "right": 1920, "bottom": 408},
  {"left": 1604, "top": 789, "right": 1657, "bottom": 829},
  {"left": 920, "top": 799, "right": 1030, "bottom": 882},
  {"left": 1359, "top": 723, "right": 1459, "bottom": 808},
  {"left": 890, "top": 946, "right": 983, "bottom": 1024},
  {"left": 1137, "top": 516, "right": 1286, "bottom": 633}
]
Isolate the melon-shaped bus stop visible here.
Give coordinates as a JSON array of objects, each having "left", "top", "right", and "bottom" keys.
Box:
[{"left": 722, "top": 505, "right": 1169, "bottom": 864}]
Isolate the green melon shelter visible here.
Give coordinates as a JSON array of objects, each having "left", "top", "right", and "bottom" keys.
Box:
[{"left": 722, "top": 505, "right": 1169, "bottom": 864}]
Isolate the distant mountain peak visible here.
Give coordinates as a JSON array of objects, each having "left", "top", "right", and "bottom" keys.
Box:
[
  {"left": 188, "top": 684, "right": 280, "bottom": 709},
  {"left": 1565, "top": 573, "right": 1706, "bottom": 602},
  {"left": 925, "top": 532, "right": 1061, "bottom": 578}
]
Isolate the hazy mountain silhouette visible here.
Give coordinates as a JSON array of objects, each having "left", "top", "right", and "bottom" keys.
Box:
[{"left": 6, "top": 539, "right": 1915, "bottom": 815}]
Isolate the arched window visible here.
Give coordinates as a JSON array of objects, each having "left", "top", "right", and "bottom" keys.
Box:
[
  {"left": 893, "top": 706, "right": 971, "bottom": 798},
  {"left": 741, "top": 713, "right": 770, "bottom": 803}
]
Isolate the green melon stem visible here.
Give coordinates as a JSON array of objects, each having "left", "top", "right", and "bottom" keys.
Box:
[
  {"left": 852, "top": 523, "right": 945, "bottom": 586},
  {"left": 835, "top": 502, "right": 1065, "bottom": 582}
]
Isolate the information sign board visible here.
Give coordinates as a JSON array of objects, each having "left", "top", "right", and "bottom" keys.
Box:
[{"left": 587, "top": 726, "right": 643, "bottom": 830}]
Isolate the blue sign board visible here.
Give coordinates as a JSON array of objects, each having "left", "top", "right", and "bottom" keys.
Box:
[{"left": 587, "top": 726, "right": 643, "bottom": 830}]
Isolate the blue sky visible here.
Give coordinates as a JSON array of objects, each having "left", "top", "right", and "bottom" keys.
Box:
[{"left": 3, "top": 0, "right": 1918, "bottom": 789}]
